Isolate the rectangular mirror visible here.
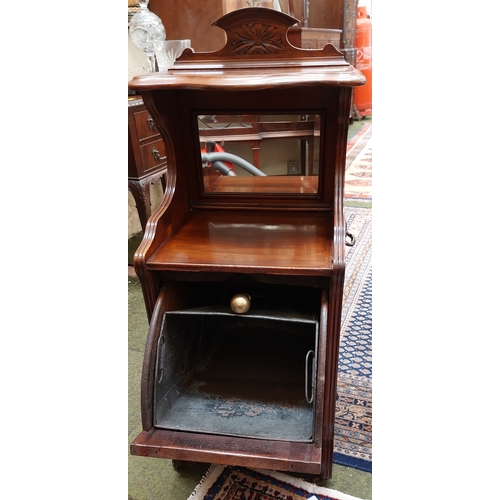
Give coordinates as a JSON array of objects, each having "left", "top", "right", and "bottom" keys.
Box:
[{"left": 198, "top": 113, "right": 321, "bottom": 195}]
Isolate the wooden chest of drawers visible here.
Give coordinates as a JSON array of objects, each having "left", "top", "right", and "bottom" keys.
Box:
[{"left": 128, "top": 96, "right": 168, "bottom": 231}]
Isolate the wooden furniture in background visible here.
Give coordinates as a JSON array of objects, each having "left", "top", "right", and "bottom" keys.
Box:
[
  {"left": 288, "top": 27, "right": 342, "bottom": 50},
  {"left": 198, "top": 115, "right": 318, "bottom": 172},
  {"left": 129, "top": 7, "right": 365, "bottom": 481},
  {"left": 148, "top": 0, "right": 226, "bottom": 52},
  {"left": 128, "top": 96, "right": 168, "bottom": 232},
  {"left": 148, "top": 0, "right": 354, "bottom": 54}
]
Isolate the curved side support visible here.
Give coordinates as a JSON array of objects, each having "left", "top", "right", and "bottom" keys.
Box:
[
  {"left": 140, "top": 281, "right": 193, "bottom": 431},
  {"left": 320, "top": 86, "right": 351, "bottom": 480},
  {"left": 201, "top": 152, "right": 267, "bottom": 176},
  {"left": 133, "top": 92, "right": 192, "bottom": 321}
]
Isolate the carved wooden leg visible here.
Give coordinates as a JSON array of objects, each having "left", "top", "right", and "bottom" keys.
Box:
[
  {"left": 129, "top": 169, "right": 168, "bottom": 233},
  {"left": 160, "top": 172, "right": 167, "bottom": 192},
  {"left": 128, "top": 178, "right": 152, "bottom": 233}
]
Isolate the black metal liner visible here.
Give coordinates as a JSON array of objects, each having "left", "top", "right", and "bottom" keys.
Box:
[{"left": 154, "top": 307, "right": 318, "bottom": 442}]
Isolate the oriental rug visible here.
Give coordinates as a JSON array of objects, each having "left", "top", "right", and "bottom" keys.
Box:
[
  {"left": 187, "top": 465, "right": 365, "bottom": 500},
  {"left": 345, "top": 123, "right": 372, "bottom": 203},
  {"left": 334, "top": 207, "right": 372, "bottom": 472}
]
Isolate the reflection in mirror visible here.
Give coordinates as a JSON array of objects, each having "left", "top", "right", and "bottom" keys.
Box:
[{"left": 198, "top": 114, "right": 320, "bottom": 194}]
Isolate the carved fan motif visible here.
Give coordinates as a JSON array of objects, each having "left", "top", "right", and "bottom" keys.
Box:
[
  {"left": 171, "top": 8, "right": 346, "bottom": 66},
  {"left": 231, "top": 23, "right": 284, "bottom": 55}
]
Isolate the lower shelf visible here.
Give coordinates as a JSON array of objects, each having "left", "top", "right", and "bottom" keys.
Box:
[{"left": 130, "top": 427, "right": 323, "bottom": 475}]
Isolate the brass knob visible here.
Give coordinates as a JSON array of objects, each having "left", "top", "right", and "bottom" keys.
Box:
[{"left": 230, "top": 293, "right": 251, "bottom": 314}]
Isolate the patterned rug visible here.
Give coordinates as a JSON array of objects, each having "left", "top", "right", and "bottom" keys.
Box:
[
  {"left": 187, "top": 465, "right": 365, "bottom": 500},
  {"left": 334, "top": 206, "right": 372, "bottom": 472},
  {"left": 345, "top": 123, "right": 372, "bottom": 203}
]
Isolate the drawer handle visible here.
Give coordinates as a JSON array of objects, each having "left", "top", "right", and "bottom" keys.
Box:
[
  {"left": 152, "top": 148, "right": 166, "bottom": 162},
  {"left": 147, "top": 116, "right": 157, "bottom": 131}
]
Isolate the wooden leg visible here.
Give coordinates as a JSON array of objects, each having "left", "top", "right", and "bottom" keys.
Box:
[
  {"left": 160, "top": 172, "right": 167, "bottom": 191},
  {"left": 128, "top": 178, "right": 152, "bottom": 233},
  {"left": 128, "top": 169, "right": 168, "bottom": 232}
]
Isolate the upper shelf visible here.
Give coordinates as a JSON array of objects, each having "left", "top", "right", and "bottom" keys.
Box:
[{"left": 129, "top": 7, "right": 365, "bottom": 92}]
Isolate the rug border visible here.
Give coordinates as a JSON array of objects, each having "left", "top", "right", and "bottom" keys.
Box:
[
  {"left": 187, "top": 464, "right": 367, "bottom": 500},
  {"left": 345, "top": 123, "right": 372, "bottom": 204},
  {"left": 335, "top": 208, "right": 372, "bottom": 471},
  {"left": 334, "top": 453, "right": 372, "bottom": 473}
]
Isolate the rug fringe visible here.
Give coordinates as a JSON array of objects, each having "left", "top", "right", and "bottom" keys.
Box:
[
  {"left": 249, "top": 468, "right": 368, "bottom": 500},
  {"left": 188, "top": 464, "right": 368, "bottom": 500},
  {"left": 186, "top": 464, "right": 225, "bottom": 500},
  {"left": 252, "top": 469, "right": 368, "bottom": 500}
]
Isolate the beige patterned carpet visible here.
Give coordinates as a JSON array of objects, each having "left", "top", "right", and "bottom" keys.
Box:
[
  {"left": 345, "top": 123, "right": 372, "bottom": 204},
  {"left": 334, "top": 205, "right": 372, "bottom": 472}
]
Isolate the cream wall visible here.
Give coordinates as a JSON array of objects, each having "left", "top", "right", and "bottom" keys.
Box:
[{"left": 128, "top": 32, "right": 149, "bottom": 81}]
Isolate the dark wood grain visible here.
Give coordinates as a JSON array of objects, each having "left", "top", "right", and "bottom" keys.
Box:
[
  {"left": 131, "top": 428, "right": 322, "bottom": 476},
  {"left": 147, "top": 210, "right": 333, "bottom": 275},
  {"left": 129, "top": 7, "right": 365, "bottom": 480},
  {"left": 148, "top": 0, "right": 226, "bottom": 53}
]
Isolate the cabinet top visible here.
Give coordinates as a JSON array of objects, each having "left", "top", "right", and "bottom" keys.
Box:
[{"left": 129, "top": 7, "right": 365, "bottom": 92}]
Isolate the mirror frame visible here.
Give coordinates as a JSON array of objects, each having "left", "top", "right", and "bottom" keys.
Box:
[{"left": 193, "top": 109, "right": 324, "bottom": 198}]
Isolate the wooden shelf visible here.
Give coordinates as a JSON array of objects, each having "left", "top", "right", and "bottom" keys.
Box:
[
  {"left": 147, "top": 210, "right": 334, "bottom": 275},
  {"left": 205, "top": 176, "right": 318, "bottom": 194},
  {"left": 130, "top": 428, "right": 322, "bottom": 475}
]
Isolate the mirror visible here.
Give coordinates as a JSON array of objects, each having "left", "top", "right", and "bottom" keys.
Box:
[{"left": 198, "top": 113, "right": 321, "bottom": 195}]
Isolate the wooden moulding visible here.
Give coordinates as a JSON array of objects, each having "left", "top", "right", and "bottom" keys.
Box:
[
  {"left": 128, "top": 7, "right": 366, "bottom": 91},
  {"left": 130, "top": 428, "right": 322, "bottom": 475}
]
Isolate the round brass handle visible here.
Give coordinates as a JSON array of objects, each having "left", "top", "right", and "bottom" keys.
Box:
[{"left": 230, "top": 293, "right": 251, "bottom": 314}]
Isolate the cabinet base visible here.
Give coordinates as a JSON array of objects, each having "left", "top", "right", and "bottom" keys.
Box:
[{"left": 131, "top": 427, "right": 324, "bottom": 477}]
